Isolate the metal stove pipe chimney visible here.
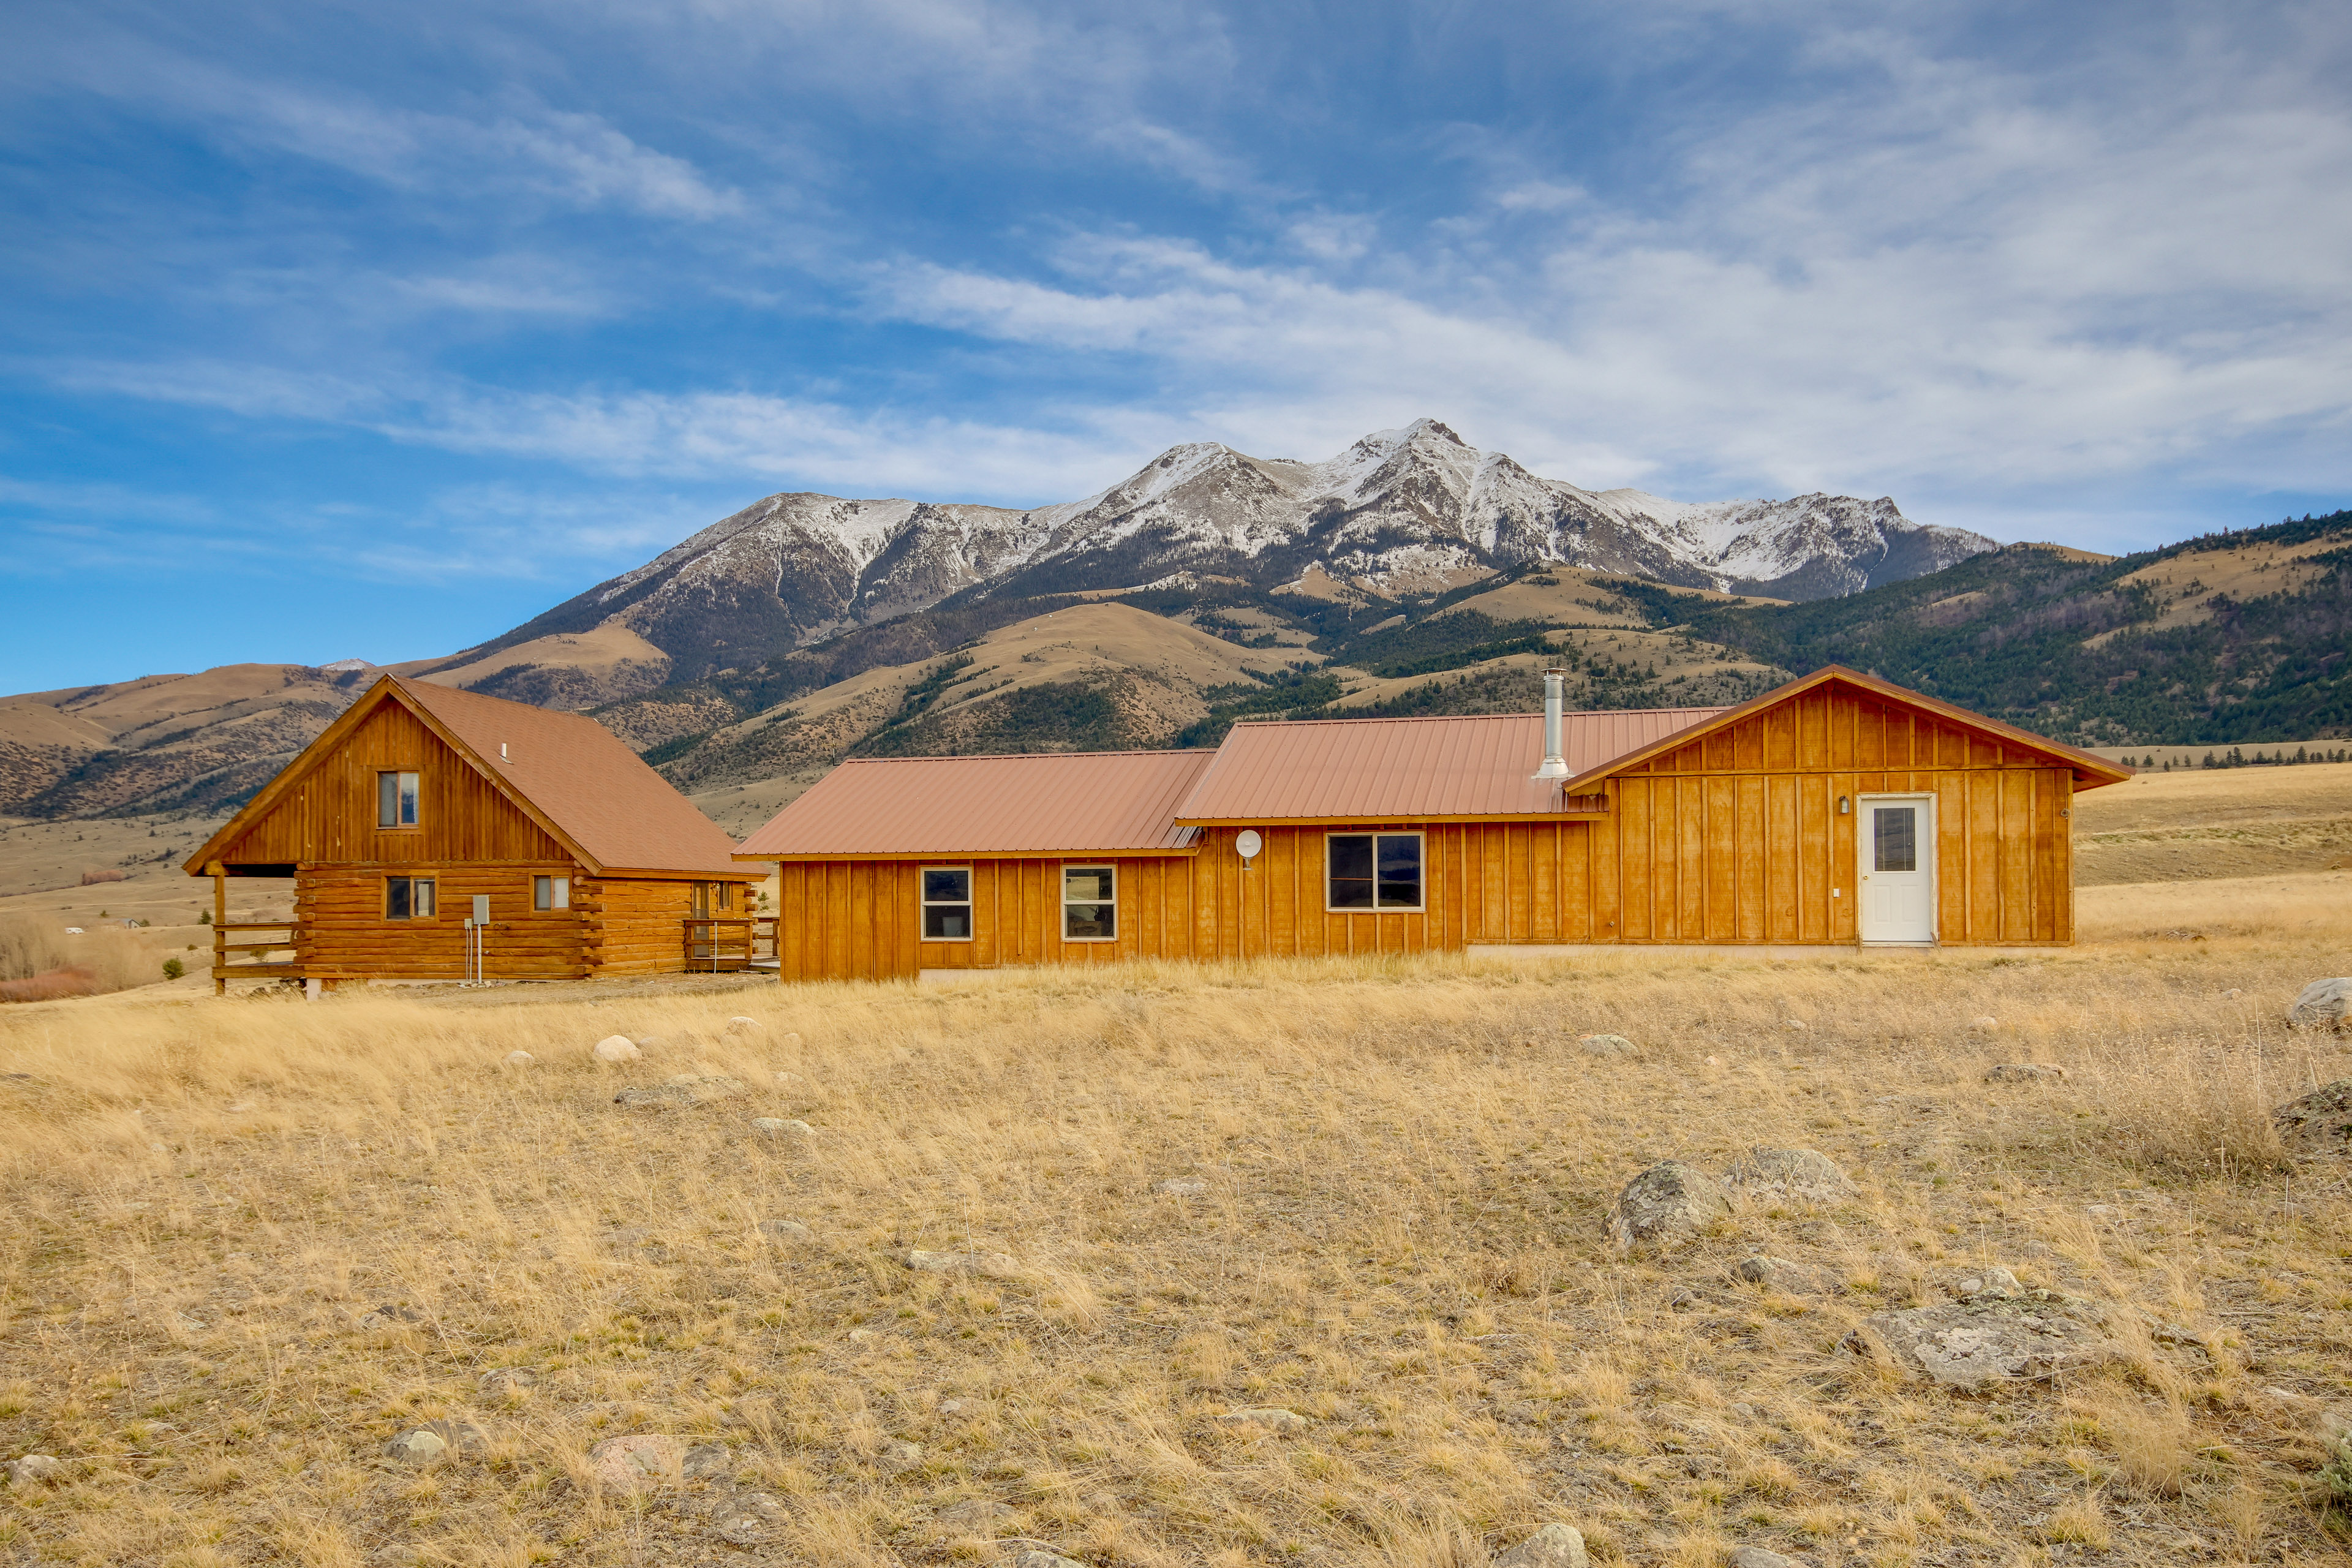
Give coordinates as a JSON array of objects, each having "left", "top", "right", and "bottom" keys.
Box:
[{"left": 1531, "top": 667, "right": 1569, "bottom": 780}]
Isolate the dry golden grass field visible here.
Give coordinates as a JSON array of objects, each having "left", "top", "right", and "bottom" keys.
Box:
[{"left": 2, "top": 769, "right": 2351, "bottom": 1568}]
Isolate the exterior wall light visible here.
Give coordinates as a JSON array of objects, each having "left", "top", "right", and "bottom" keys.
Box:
[{"left": 1838, "top": 795, "right": 1850, "bottom": 814}]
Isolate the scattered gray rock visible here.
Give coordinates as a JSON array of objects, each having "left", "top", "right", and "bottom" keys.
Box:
[
  {"left": 1943, "top": 1266, "right": 2022, "bottom": 1300},
  {"left": 356, "top": 1302, "right": 426, "bottom": 1330},
  {"left": 755, "top": 1117, "right": 815, "bottom": 1137},
  {"left": 905, "top": 1248, "right": 1020, "bottom": 1279},
  {"left": 1734, "top": 1255, "right": 1838, "bottom": 1295},
  {"left": 1985, "top": 1062, "right": 2066, "bottom": 1083},
  {"left": 879, "top": 1439, "right": 924, "bottom": 1472},
  {"left": 383, "top": 1429, "right": 448, "bottom": 1466},
  {"left": 633, "top": 1036, "right": 665, "bottom": 1050},
  {"left": 758, "top": 1218, "right": 814, "bottom": 1243},
  {"left": 586, "top": 1433, "right": 687, "bottom": 1490},
  {"left": 1611, "top": 1161, "right": 1733, "bottom": 1248},
  {"left": 936, "top": 1497, "right": 1015, "bottom": 1530},
  {"left": 1011, "top": 1551, "right": 1088, "bottom": 1568},
  {"left": 772, "top": 1070, "right": 805, "bottom": 1087},
  {"left": 477, "top": 1367, "right": 537, "bottom": 1394},
  {"left": 679, "top": 1486, "right": 785, "bottom": 1546},
  {"left": 1722, "top": 1148, "right": 1854, "bottom": 1204},
  {"left": 1728, "top": 1548, "right": 1798, "bottom": 1568},
  {"left": 937, "top": 1398, "right": 971, "bottom": 1417},
  {"left": 4, "top": 1455, "right": 64, "bottom": 1487},
  {"left": 1214, "top": 1407, "right": 1308, "bottom": 1433},
  {"left": 1578, "top": 1033, "right": 1637, "bottom": 1057},
  {"left": 614, "top": 1075, "right": 747, "bottom": 1109},
  {"left": 2273, "top": 1079, "right": 2352, "bottom": 1156},
  {"left": 1782, "top": 1019, "right": 1810, "bottom": 1031},
  {"left": 2286, "top": 977, "right": 2350, "bottom": 1028},
  {"left": 1155, "top": 1178, "right": 1208, "bottom": 1196},
  {"left": 682, "top": 1442, "right": 733, "bottom": 1480},
  {"left": 779, "top": 1031, "right": 804, "bottom": 1048},
  {"left": 1493, "top": 1523, "right": 1590, "bottom": 1568},
  {"left": 724, "top": 1016, "right": 764, "bottom": 1037},
  {"left": 592, "top": 1035, "right": 641, "bottom": 1063},
  {"left": 1843, "top": 1290, "right": 2114, "bottom": 1389},
  {"left": 503, "top": 1050, "right": 535, "bottom": 1067},
  {"left": 1967, "top": 1016, "right": 1999, "bottom": 1032}
]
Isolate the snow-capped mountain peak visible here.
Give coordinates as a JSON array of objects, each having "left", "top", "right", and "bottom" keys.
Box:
[{"left": 481, "top": 420, "right": 1996, "bottom": 685}]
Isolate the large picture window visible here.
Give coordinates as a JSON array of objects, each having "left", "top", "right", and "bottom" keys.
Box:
[
  {"left": 1062, "top": 865, "right": 1115, "bottom": 941},
  {"left": 385, "top": 875, "right": 436, "bottom": 920},
  {"left": 921, "top": 867, "right": 973, "bottom": 941},
  {"left": 1327, "top": 832, "right": 1424, "bottom": 911},
  {"left": 377, "top": 771, "right": 420, "bottom": 828}
]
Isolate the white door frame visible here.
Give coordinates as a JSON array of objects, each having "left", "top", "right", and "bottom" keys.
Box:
[{"left": 1856, "top": 792, "right": 1937, "bottom": 946}]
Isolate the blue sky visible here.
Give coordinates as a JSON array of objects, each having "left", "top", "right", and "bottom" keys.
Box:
[{"left": 4, "top": 0, "right": 2348, "bottom": 690}]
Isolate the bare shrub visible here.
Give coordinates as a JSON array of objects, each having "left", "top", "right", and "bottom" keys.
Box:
[
  {"left": 0, "top": 916, "right": 72, "bottom": 982},
  {"left": 78, "top": 868, "right": 127, "bottom": 886},
  {"left": 0, "top": 918, "right": 175, "bottom": 1001}
]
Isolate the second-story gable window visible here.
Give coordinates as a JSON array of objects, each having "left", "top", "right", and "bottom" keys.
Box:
[{"left": 377, "top": 771, "right": 420, "bottom": 828}]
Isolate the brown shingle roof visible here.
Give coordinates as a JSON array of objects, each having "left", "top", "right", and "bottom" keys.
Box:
[
  {"left": 733, "top": 749, "right": 1216, "bottom": 860},
  {"left": 1172, "top": 708, "right": 1725, "bottom": 823},
  {"left": 392, "top": 676, "right": 742, "bottom": 875}
]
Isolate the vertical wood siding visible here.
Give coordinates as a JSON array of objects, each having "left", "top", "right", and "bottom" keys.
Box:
[
  {"left": 767, "top": 684, "right": 2084, "bottom": 981},
  {"left": 223, "top": 700, "right": 568, "bottom": 865}
]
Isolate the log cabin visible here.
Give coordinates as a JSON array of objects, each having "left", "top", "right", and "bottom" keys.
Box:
[
  {"left": 184, "top": 674, "right": 755, "bottom": 990},
  {"left": 735, "top": 665, "right": 2130, "bottom": 983}
]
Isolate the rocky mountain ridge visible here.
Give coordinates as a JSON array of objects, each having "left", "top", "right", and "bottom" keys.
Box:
[{"left": 435, "top": 418, "right": 1993, "bottom": 695}]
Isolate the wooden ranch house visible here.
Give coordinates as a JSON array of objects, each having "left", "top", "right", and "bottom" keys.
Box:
[
  {"left": 185, "top": 674, "right": 756, "bottom": 990},
  {"left": 735, "top": 665, "right": 2128, "bottom": 983}
]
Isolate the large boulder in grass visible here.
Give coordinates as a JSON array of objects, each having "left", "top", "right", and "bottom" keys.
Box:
[
  {"left": 1841, "top": 1288, "right": 2114, "bottom": 1390},
  {"left": 1494, "top": 1524, "right": 1590, "bottom": 1568},
  {"left": 2273, "top": 1079, "right": 2352, "bottom": 1157},
  {"left": 592, "top": 1035, "right": 641, "bottom": 1063},
  {"left": 1610, "top": 1161, "right": 1733, "bottom": 1249},
  {"left": 1722, "top": 1147, "right": 1855, "bottom": 1204},
  {"left": 2287, "top": 978, "right": 2351, "bottom": 1029}
]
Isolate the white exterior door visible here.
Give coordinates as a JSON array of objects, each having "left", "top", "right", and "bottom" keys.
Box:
[{"left": 1859, "top": 795, "right": 1935, "bottom": 944}]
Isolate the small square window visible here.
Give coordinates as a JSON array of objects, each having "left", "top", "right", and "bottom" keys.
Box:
[
  {"left": 1063, "top": 865, "right": 1116, "bottom": 941},
  {"left": 1327, "top": 832, "right": 1423, "bottom": 911},
  {"left": 377, "top": 771, "right": 420, "bottom": 828},
  {"left": 386, "top": 875, "right": 436, "bottom": 920},
  {"left": 533, "top": 875, "right": 570, "bottom": 911},
  {"left": 921, "top": 867, "right": 972, "bottom": 941}
]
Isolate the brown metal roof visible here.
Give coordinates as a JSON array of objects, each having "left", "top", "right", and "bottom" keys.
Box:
[
  {"left": 1173, "top": 708, "right": 1726, "bottom": 823},
  {"left": 734, "top": 749, "right": 1218, "bottom": 860},
  {"left": 392, "top": 677, "right": 744, "bottom": 876}
]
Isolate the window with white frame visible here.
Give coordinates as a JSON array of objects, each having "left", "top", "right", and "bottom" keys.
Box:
[
  {"left": 1326, "top": 832, "right": 1424, "bottom": 911},
  {"left": 533, "top": 874, "right": 570, "bottom": 911},
  {"left": 921, "top": 867, "right": 973, "bottom": 940},
  {"left": 1062, "top": 865, "right": 1115, "bottom": 941},
  {"left": 376, "top": 771, "right": 420, "bottom": 828}
]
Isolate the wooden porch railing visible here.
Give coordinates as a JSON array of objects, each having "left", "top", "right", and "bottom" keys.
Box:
[
  {"left": 213, "top": 920, "right": 301, "bottom": 995},
  {"left": 685, "top": 916, "right": 777, "bottom": 973}
]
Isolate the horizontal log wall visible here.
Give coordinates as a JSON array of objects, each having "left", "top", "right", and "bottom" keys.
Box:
[
  {"left": 586, "top": 876, "right": 757, "bottom": 977},
  {"left": 296, "top": 863, "right": 586, "bottom": 980}
]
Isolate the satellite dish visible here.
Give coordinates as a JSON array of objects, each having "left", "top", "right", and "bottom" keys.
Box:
[{"left": 1235, "top": 829, "right": 1264, "bottom": 860}]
